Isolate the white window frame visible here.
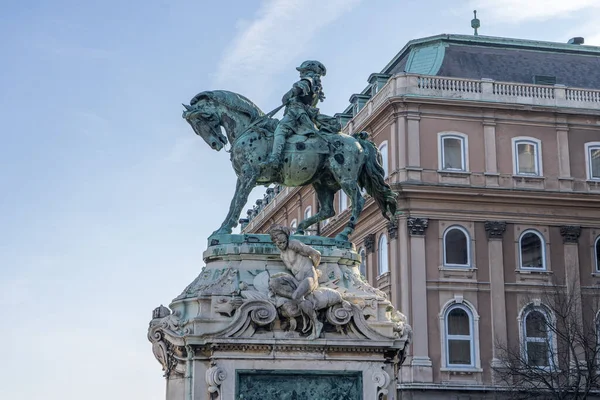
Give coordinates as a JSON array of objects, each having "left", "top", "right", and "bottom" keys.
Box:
[
  {"left": 290, "top": 219, "right": 297, "bottom": 230},
  {"left": 518, "top": 304, "right": 557, "bottom": 370},
  {"left": 439, "top": 297, "right": 481, "bottom": 371},
  {"left": 378, "top": 234, "right": 389, "bottom": 275},
  {"left": 378, "top": 141, "right": 389, "bottom": 179},
  {"left": 512, "top": 137, "right": 543, "bottom": 176},
  {"left": 595, "top": 236, "right": 600, "bottom": 273},
  {"left": 438, "top": 132, "right": 468, "bottom": 171},
  {"left": 443, "top": 226, "right": 471, "bottom": 268},
  {"left": 518, "top": 229, "right": 547, "bottom": 271},
  {"left": 585, "top": 142, "right": 600, "bottom": 181},
  {"left": 339, "top": 191, "right": 348, "bottom": 213}
]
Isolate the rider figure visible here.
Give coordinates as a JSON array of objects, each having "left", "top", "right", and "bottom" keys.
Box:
[{"left": 260, "top": 60, "right": 327, "bottom": 170}]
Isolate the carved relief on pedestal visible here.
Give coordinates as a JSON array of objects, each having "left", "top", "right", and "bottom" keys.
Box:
[
  {"left": 148, "top": 233, "right": 412, "bottom": 382},
  {"left": 372, "top": 366, "right": 391, "bottom": 399},
  {"left": 560, "top": 225, "right": 581, "bottom": 244},
  {"left": 205, "top": 362, "right": 226, "bottom": 399},
  {"left": 148, "top": 305, "right": 188, "bottom": 378}
]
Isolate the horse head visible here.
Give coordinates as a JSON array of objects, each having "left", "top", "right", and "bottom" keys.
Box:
[
  {"left": 182, "top": 94, "right": 228, "bottom": 151},
  {"left": 182, "top": 90, "right": 264, "bottom": 152}
]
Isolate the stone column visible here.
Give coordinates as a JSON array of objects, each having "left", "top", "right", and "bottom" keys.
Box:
[
  {"left": 483, "top": 114, "right": 499, "bottom": 187},
  {"left": 560, "top": 225, "right": 583, "bottom": 320},
  {"left": 556, "top": 116, "right": 573, "bottom": 191},
  {"left": 396, "top": 111, "right": 407, "bottom": 181},
  {"left": 364, "top": 234, "right": 376, "bottom": 286},
  {"left": 407, "top": 217, "right": 432, "bottom": 382},
  {"left": 484, "top": 221, "right": 508, "bottom": 370},
  {"left": 387, "top": 218, "right": 400, "bottom": 308},
  {"left": 389, "top": 116, "right": 397, "bottom": 182},
  {"left": 406, "top": 107, "right": 421, "bottom": 181}
]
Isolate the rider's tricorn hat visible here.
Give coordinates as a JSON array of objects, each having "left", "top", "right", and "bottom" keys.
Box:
[{"left": 296, "top": 60, "right": 326, "bottom": 76}]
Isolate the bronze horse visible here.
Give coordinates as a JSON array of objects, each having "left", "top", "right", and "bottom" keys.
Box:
[{"left": 182, "top": 90, "right": 395, "bottom": 241}]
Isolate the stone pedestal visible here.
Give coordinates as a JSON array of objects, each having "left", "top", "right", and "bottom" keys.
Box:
[{"left": 148, "top": 234, "right": 411, "bottom": 400}]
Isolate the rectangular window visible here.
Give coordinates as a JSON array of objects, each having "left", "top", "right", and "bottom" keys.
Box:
[
  {"left": 516, "top": 142, "right": 539, "bottom": 175},
  {"left": 442, "top": 137, "right": 464, "bottom": 170},
  {"left": 590, "top": 147, "right": 600, "bottom": 179}
]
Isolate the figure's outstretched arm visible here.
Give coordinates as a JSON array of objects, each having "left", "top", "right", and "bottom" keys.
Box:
[{"left": 288, "top": 239, "right": 321, "bottom": 267}]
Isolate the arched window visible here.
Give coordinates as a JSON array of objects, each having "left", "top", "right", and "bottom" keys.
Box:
[
  {"left": 512, "top": 137, "right": 542, "bottom": 176},
  {"left": 290, "top": 219, "right": 297, "bottom": 230},
  {"left": 379, "top": 141, "right": 389, "bottom": 179},
  {"left": 595, "top": 236, "right": 600, "bottom": 273},
  {"left": 378, "top": 234, "right": 389, "bottom": 275},
  {"left": 439, "top": 133, "right": 467, "bottom": 171},
  {"left": 519, "top": 230, "right": 546, "bottom": 270},
  {"left": 443, "top": 226, "right": 470, "bottom": 267},
  {"left": 521, "top": 306, "right": 553, "bottom": 368},
  {"left": 444, "top": 305, "right": 475, "bottom": 367},
  {"left": 304, "top": 206, "right": 312, "bottom": 219},
  {"left": 339, "top": 190, "right": 348, "bottom": 213},
  {"left": 359, "top": 248, "right": 367, "bottom": 277}
]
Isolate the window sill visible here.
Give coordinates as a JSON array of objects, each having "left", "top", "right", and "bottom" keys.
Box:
[
  {"left": 513, "top": 174, "right": 544, "bottom": 179},
  {"left": 440, "top": 367, "right": 483, "bottom": 373},
  {"left": 438, "top": 169, "right": 470, "bottom": 176},
  {"left": 439, "top": 266, "right": 477, "bottom": 280},
  {"left": 516, "top": 269, "right": 552, "bottom": 274},
  {"left": 515, "top": 269, "right": 553, "bottom": 283}
]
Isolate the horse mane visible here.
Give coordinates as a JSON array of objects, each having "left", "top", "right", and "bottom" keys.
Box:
[{"left": 190, "top": 90, "right": 264, "bottom": 121}]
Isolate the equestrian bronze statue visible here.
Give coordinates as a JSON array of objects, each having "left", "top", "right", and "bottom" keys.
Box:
[{"left": 182, "top": 61, "right": 396, "bottom": 241}]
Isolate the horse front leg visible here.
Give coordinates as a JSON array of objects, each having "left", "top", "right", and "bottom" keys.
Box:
[{"left": 211, "top": 169, "right": 258, "bottom": 237}]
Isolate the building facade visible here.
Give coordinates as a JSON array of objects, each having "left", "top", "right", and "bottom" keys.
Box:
[{"left": 242, "top": 34, "right": 600, "bottom": 398}]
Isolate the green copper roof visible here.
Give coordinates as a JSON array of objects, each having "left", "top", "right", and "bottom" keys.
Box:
[{"left": 382, "top": 33, "right": 600, "bottom": 75}]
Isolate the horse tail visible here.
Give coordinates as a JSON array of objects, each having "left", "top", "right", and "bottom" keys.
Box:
[{"left": 354, "top": 132, "right": 397, "bottom": 220}]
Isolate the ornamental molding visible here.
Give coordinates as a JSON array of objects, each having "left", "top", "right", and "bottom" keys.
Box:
[
  {"left": 364, "top": 233, "right": 376, "bottom": 253},
  {"left": 387, "top": 218, "right": 399, "bottom": 240},
  {"left": 205, "top": 362, "right": 226, "bottom": 399},
  {"left": 407, "top": 217, "right": 428, "bottom": 236},
  {"left": 484, "top": 221, "right": 507, "bottom": 240},
  {"left": 372, "top": 366, "right": 391, "bottom": 399},
  {"left": 560, "top": 225, "right": 581, "bottom": 244}
]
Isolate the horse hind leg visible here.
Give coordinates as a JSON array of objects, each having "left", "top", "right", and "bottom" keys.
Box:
[
  {"left": 295, "top": 181, "right": 336, "bottom": 235},
  {"left": 335, "top": 179, "right": 365, "bottom": 242}
]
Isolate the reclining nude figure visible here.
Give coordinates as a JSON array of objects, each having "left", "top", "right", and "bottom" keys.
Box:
[{"left": 268, "top": 225, "right": 325, "bottom": 339}]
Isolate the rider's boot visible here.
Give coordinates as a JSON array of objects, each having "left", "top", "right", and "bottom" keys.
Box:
[{"left": 259, "top": 131, "right": 286, "bottom": 170}]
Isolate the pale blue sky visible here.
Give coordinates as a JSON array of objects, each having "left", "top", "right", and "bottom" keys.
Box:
[{"left": 1, "top": 1, "right": 599, "bottom": 398}]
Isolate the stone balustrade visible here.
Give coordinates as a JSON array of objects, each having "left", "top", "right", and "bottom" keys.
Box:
[{"left": 347, "top": 73, "right": 600, "bottom": 132}]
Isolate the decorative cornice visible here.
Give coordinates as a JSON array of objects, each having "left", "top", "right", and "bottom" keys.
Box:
[
  {"left": 387, "top": 218, "right": 399, "bottom": 240},
  {"left": 364, "top": 234, "right": 376, "bottom": 253},
  {"left": 407, "top": 217, "right": 428, "bottom": 236},
  {"left": 484, "top": 221, "right": 507, "bottom": 240},
  {"left": 560, "top": 225, "right": 581, "bottom": 244}
]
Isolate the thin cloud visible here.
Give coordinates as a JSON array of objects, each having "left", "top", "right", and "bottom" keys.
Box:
[
  {"left": 471, "top": 0, "right": 599, "bottom": 23},
  {"left": 214, "top": 0, "right": 362, "bottom": 106}
]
